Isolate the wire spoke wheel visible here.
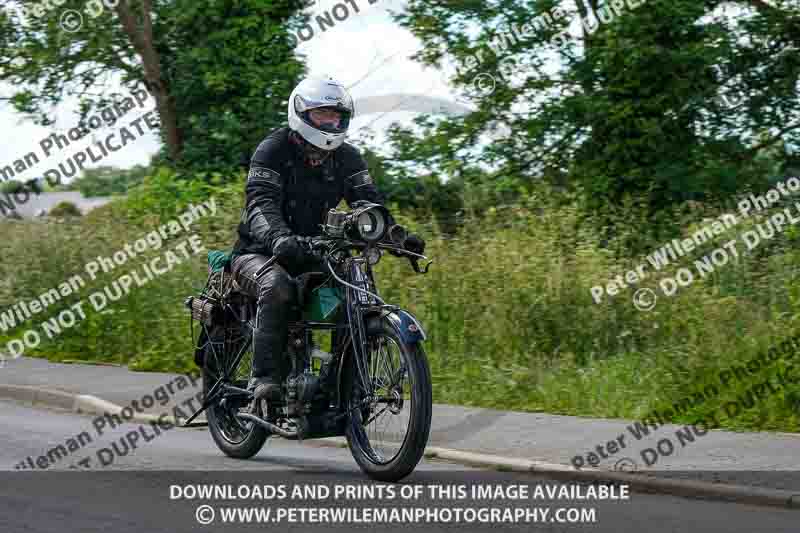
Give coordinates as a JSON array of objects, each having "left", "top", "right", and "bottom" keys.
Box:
[
  {"left": 360, "top": 336, "right": 411, "bottom": 463},
  {"left": 204, "top": 326, "right": 268, "bottom": 458},
  {"left": 345, "top": 319, "right": 432, "bottom": 481}
]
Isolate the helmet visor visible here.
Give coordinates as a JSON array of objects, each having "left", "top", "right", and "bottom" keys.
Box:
[
  {"left": 294, "top": 84, "right": 353, "bottom": 134},
  {"left": 305, "top": 106, "right": 351, "bottom": 134}
]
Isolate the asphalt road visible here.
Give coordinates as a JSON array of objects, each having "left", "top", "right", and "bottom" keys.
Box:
[
  {"left": 1, "top": 399, "right": 798, "bottom": 533},
  {"left": 5, "top": 356, "right": 800, "bottom": 492}
]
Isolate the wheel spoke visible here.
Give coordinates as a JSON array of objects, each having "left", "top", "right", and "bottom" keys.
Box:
[
  {"left": 205, "top": 331, "right": 258, "bottom": 446},
  {"left": 350, "top": 334, "right": 414, "bottom": 465}
]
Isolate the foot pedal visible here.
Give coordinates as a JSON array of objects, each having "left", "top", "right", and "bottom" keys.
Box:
[{"left": 180, "top": 420, "right": 209, "bottom": 428}]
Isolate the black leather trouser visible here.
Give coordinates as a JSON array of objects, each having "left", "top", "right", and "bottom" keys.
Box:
[{"left": 230, "top": 253, "right": 296, "bottom": 379}]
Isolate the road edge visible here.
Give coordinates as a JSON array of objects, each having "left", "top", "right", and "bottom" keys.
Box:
[{"left": 2, "top": 384, "right": 799, "bottom": 509}]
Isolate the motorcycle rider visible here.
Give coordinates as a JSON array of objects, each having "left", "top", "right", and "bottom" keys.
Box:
[{"left": 230, "top": 75, "right": 425, "bottom": 401}]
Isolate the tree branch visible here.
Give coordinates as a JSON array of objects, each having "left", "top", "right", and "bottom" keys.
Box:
[
  {"left": 745, "top": 120, "right": 800, "bottom": 157},
  {"left": 114, "top": 0, "right": 182, "bottom": 159}
]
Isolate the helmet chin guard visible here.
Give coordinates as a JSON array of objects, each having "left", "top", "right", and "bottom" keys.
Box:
[{"left": 288, "top": 75, "right": 354, "bottom": 151}]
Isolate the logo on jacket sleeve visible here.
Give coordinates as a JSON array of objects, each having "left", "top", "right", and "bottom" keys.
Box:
[
  {"left": 248, "top": 167, "right": 282, "bottom": 186},
  {"left": 349, "top": 170, "right": 373, "bottom": 188}
]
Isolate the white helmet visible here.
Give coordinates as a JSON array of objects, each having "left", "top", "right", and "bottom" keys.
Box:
[{"left": 287, "top": 75, "right": 354, "bottom": 151}]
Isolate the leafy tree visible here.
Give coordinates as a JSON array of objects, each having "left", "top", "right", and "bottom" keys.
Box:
[
  {"left": 0, "top": 0, "right": 307, "bottom": 173},
  {"left": 0, "top": 178, "right": 44, "bottom": 194},
  {"left": 356, "top": 141, "right": 466, "bottom": 231},
  {"left": 393, "top": 0, "right": 800, "bottom": 216},
  {"left": 0, "top": 180, "right": 24, "bottom": 194},
  {"left": 65, "top": 165, "right": 149, "bottom": 196}
]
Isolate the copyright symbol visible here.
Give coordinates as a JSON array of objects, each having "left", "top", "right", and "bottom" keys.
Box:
[
  {"left": 195, "top": 505, "right": 215, "bottom": 525},
  {"left": 471, "top": 73, "right": 496, "bottom": 98},
  {"left": 60, "top": 10, "right": 83, "bottom": 32},
  {"left": 614, "top": 457, "right": 638, "bottom": 472},
  {"left": 633, "top": 288, "right": 657, "bottom": 311}
]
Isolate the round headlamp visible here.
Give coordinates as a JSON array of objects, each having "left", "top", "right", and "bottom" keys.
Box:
[{"left": 349, "top": 203, "right": 389, "bottom": 243}]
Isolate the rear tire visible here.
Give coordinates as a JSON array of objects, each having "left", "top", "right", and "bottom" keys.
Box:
[
  {"left": 344, "top": 319, "right": 432, "bottom": 481},
  {"left": 203, "top": 339, "right": 269, "bottom": 459}
]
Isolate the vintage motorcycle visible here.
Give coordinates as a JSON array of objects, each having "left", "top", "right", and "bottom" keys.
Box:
[{"left": 185, "top": 202, "right": 433, "bottom": 481}]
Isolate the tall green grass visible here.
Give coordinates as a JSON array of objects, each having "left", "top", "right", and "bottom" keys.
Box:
[{"left": 1, "top": 170, "right": 799, "bottom": 432}]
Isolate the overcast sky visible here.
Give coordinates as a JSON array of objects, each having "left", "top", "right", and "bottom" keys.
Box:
[{"left": 0, "top": 0, "right": 462, "bottom": 183}]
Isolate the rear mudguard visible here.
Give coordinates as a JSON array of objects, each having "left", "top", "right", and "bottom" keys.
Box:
[{"left": 336, "top": 308, "right": 426, "bottom": 407}]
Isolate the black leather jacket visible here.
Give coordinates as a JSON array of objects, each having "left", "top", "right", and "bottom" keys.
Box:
[{"left": 232, "top": 127, "right": 391, "bottom": 258}]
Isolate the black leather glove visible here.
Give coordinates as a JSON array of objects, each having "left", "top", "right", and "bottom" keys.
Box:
[
  {"left": 274, "top": 235, "right": 328, "bottom": 276},
  {"left": 404, "top": 233, "right": 426, "bottom": 255},
  {"left": 272, "top": 235, "right": 308, "bottom": 276},
  {"left": 304, "top": 246, "right": 328, "bottom": 274}
]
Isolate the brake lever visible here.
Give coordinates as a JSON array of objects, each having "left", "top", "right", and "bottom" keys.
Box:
[
  {"left": 400, "top": 248, "right": 432, "bottom": 274},
  {"left": 377, "top": 243, "right": 433, "bottom": 274},
  {"left": 409, "top": 256, "right": 433, "bottom": 274}
]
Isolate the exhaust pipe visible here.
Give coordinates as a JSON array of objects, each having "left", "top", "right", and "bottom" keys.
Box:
[{"left": 236, "top": 413, "right": 299, "bottom": 439}]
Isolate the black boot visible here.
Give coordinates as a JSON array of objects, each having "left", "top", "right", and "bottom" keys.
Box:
[
  {"left": 248, "top": 328, "right": 283, "bottom": 400},
  {"left": 248, "top": 376, "right": 280, "bottom": 401}
]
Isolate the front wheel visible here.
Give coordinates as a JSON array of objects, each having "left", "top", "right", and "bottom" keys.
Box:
[{"left": 344, "top": 319, "right": 432, "bottom": 481}]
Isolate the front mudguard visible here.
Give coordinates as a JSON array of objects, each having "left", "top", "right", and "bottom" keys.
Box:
[
  {"left": 366, "top": 308, "right": 427, "bottom": 345},
  {"left": 336, "top": 308, "right": 426, "bottom": 408}
]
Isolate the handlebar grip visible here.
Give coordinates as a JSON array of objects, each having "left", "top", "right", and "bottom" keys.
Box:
[{"left": 297, "top": 236, "right": 325, "bottom": 250}]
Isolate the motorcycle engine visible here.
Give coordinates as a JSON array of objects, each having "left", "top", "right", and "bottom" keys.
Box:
[{"left": 295, "top": 373, "right": 321, "bottom": 404}]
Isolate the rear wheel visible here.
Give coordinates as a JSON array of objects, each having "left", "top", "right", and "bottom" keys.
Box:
[
  {"left": 344, "top": 319, "right": 432, "bottom": 481},
  {"left": 203, "top": 330, "right": 269, "bottom": 459}
]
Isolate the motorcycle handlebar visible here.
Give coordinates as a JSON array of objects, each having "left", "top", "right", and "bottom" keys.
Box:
[
  {"left": 296, "top": 235, "right": 328, "bottom": 250},
  {"left": 296, "top": 235, "right": 432, "bottom": 274}
]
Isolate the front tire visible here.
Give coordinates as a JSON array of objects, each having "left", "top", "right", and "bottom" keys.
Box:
[{"left": 344, "top": 319, "right": 432, "bottom": 481}]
